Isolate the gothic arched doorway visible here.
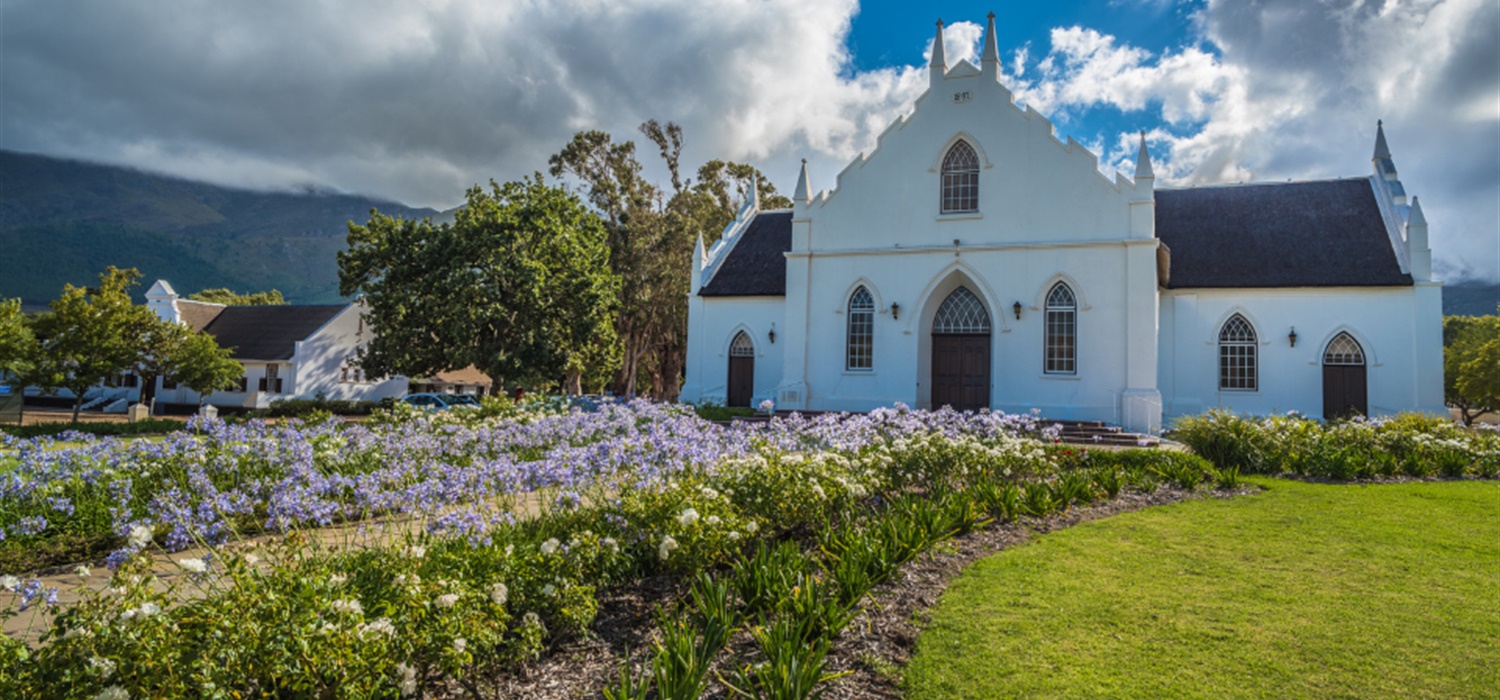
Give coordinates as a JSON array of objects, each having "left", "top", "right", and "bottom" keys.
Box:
[
  {"left": 1322, "top": 332, "right": 1367, "bottom": 419},
  {"left": 931, "top": 287, "right": 991, "bottom": 411},
  {"left": 726, "top": 331, "right": 755, "bottom": 408}
]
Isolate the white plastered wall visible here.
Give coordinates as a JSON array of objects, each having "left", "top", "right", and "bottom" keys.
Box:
[{"left": 680, "top": 297, "right": 785, "bottom": 407}]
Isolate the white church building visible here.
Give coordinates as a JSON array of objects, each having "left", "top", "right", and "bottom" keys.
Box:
[{"left": 681, "top": 16, "right": 1445, "bottom": 434}]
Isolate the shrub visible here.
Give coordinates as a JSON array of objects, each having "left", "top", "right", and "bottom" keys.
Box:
[{"left": 0, "top": 418, "right": 185, "bottom": 439}]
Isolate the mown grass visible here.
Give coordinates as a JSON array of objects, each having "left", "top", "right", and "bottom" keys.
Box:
[{"left": 904, "top": 478, "right": 1500, "bottom": 699}]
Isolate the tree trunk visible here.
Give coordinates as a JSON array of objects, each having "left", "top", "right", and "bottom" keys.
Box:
[
  {"left": 72, "top": 392, "right": 85, "bottom": 423},
  {"left": 564, "top": 371, "right": 582, "bottom": 396}
]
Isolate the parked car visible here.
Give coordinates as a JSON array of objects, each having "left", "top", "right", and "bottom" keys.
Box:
[{"left": 399, "top": 393, "right": 481, "bottom": 410}]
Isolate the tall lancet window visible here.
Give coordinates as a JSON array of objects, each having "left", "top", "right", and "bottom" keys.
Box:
[
  {"left": 941, "top": 141, "right": 980, "bottom": 214},
  {"left": 1218, "top": 314, "right": 1258, "bottom": 391},
  {"left": 846, "top": 286, "right": 875, "bottom": 370},
  {"left": 1044, "top": 283, "right": 1077, "bottom": 374}
]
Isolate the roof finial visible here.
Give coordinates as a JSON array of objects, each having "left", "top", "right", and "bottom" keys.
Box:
[
  {"left": 1408, "top": 195, "right": 1426, "bottom": 227},
  {"left": 1135, "top": 130, "right": 1154, "bottom": 180},
  {"left": 982, "top": 11, "right": 1001, "bottom": 76},
  {"left": 794, "top": 158, "right": 812, "bottom": 204},
  {"left": 930, "top": 18, "right": 947, "bottom": 83},
  {"left": 1373, "top": 119, "right": 1392, "bottom": 160}
]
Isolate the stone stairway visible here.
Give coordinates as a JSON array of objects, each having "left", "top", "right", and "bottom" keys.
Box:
[{"left": 1050, "top": 419, "right": 1160, "bottom": 448}]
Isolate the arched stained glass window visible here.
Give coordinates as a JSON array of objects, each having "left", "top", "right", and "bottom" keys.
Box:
[
  {"left": 933, "top": 287, "right": 990, "bottom": 334},
  {"left": 1044, "top": 283, "right": 1077, "bottom": 374},
  {"left": 941, "top": 141, "right": 980, "bottom": 214},
  {"left": 1323, "top": 333, "right": 1365, "bottom": 365},
  {"left": 1218, "top": 314, "right": 1257, "bottom": 391},
  {"left": 847, "top": 286, "right": 875, "bottom": 370},
  {"left": 729, "top": 331, "right": 755, "bottom": 357}
]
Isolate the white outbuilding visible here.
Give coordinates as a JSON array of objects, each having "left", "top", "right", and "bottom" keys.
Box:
[{"left": 680, "top": 16, "right": 1444, "bottom": 433}]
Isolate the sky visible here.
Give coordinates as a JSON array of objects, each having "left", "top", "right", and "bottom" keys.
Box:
[{"left": 3, "top": 0, "right": 1497, "bottom": 281}]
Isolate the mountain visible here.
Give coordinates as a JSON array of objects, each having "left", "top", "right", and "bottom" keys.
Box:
[
  {"left": 1442, "top": 282, "right": 1500, "bottom": 317},
  {"left": 0, "top": 150, "right": 440, "bottom": 305}
]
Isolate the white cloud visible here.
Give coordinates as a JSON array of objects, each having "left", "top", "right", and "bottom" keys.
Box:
[{"left": 2, "top": 0, "right": 1494, "bottom": 279}]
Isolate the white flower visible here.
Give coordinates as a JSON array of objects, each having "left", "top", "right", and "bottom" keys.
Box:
[
  {"left": 88, "top": 656, "right": 117, "bottom": 679},
  {"left": 705, "top": 515, "right": 721, "bottom": 527},
  {"left": 758, "top": 399, "right": 775, "bottom": 413},
  {"left": 0, "top": 575, "right": 20, "bottom": 590},
  {"left": 728, "top": 531, "right": 742, "bottom": 541},
  {"left": 505, "top": 544, "right": 515, "bottom": 557},
  {"left": 810, "top": 484, "right": 825, "bottom": 499},
  {"left": 396, "top": 662, "right": 418, "bottom": 696},
  {"left": 659, "top": 535, "right": 679, "bottom": 561},
  {"left": 540, "top": 538, "right": 561, "bottom": 555},
  {"left": 452, "top": 637, "right": 467, "bottom": 653},
  {"left": 700, "top": 486, "right": 720, "bottom": 499},
  {"left": 244, "top": 553, "right": 260, "bottom": 565},
  {"left": 331, "top": 598, "right": 363, "bottom": 615},
  {"left": 490, "top": 581, "right": 508, "bottom": 606},
  {"left": 602, "top": 537, "right": 619, "bottom": 553},
  {"left": 404, "top": 545, "right": 427, "bottom": 559},
  {"left": 522, "top": 611, "right": 545, "bottom": 634},
  {"left": 118, "top": 602, "right": 161, "bottom": 623},
  {"left": 127, "top": 524, "right": 153, "bottom": 548},
  {"left": 677, "top": 508, "right": 700, "bottom": 527},
  {"left": 436, "top": 593, "right": 459, "bottom": 608},
  {"left": 75, "top": 565, "right": 92, "bottom": 579},
  {"left": 329, "top": 574, "right": 348, "bottom": 586},
  {"left": 541, "top": 584, "right": 557, "bottom": 597},
  {"left": 395, "top": 573, "right": 422, "bottom": 586},
  {"left": 177, "top": 558, "right": 208, "bottom": 574},
  {"left": 359, "top": 617, "right": 396, "bottom": 639},
  {"left": 744, "top": 521, "right": 758, "bottom": 535},
  {"left": 91, "top": 686, "right": 129, "bottom": 700}
]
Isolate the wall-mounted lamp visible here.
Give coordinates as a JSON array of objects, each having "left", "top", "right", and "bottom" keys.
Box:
[
  {"left": 1013, "top": 301, "right": 1023, "bottom": 320},
  {"left": 1288, "top": 327, "right": 1297, "bottom": 348},
  {"left": 768, "top": 324, "right": 776, "bottom": 344},
  {"left": 891, "top": 302, "right": 900, "bottom": 320}
]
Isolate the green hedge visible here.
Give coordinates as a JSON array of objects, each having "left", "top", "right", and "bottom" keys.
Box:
[{"left": 1, "top": 418, "right": 187, "bottom": 439}]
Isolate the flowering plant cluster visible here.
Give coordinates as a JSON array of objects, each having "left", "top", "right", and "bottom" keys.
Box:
[
  {"left": 1172, "top": 410, "right": 1500, "bottom": 479},
  {"left": 2, "top": 400, "right": 1218, "bottom": 698}
]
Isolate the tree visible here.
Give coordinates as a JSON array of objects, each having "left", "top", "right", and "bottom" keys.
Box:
[
  {"left": 1444, "top": 314, "right": 1500, "bottom": 426},
  {"left": 188, "top": 288, "right": 287, "bottom": 305},
  {"left": 0, "top": 298, "right": 37, "bottom": 383},
  {"left": 27, "top": 268, "right": 155, "bottom": 421},
  {"left": 340, "top": 175, "right": 620, "bottom": 394},
  {"left": 168, "top": 330, "right": 244, "bottom": 406},
  {"left": 550, "top": 121, "right": 788, "bottom": 400}
]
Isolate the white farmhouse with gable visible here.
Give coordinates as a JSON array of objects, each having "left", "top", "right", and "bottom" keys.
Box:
[
  {"left": 145, "top": 280, "right": 407, "bottom": 410},
  {"left": 681, "top": 16, "right": 1444, "bottom": 433}
]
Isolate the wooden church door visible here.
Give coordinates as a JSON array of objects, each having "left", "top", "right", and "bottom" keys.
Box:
[
  {"left": 727, "top": 331, "right": 755, "bottom": 408},
  {"left": 1322, "top": 332, "right": 1367, "bottom": 419},
  {"left": 930, "top": 288, "right": 992, "bottom": 412}
]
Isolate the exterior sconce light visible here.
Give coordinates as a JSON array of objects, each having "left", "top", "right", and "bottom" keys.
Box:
[
  {"left": 768, "top": 324, "right": 776, "bottom": 344},
  {"left": 1288, "top": 327, "right": 1297, "bottom": 348},
  {"left": 891, "top": 302, "right": 900, "bottom": 320},
  {"left": 1013, "top": 301, "right": 1023, "bottom": 320}
]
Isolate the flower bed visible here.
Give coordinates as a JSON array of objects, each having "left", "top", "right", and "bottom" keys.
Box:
[
  {"left": 1172, "top": 410, "right": 1500, "bottom": 479},
  {"left": 1, "top": 402, "right": 1226, "bottom": 698}
]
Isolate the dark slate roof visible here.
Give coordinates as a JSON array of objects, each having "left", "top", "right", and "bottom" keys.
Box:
[
  {"left": 201, "top": 305, "right": 346, "bottom": 360},
  {"left": 699, "top": 211, "right": 793, "bottom": 297},
  {"left": 1156, "top": 179, "right": 1412, "bottom": 289}
]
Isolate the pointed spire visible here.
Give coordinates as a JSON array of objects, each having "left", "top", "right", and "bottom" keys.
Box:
[
  {"left": 1408, "top": 195, "right": 1426, "bottom": 227},
  {"left": 749, "top": 176, "right": 760, "bottom": 210},
  {"left": 1134, "top": 131, "right": 1154, "bottom": 180},
  {"left": 981, "top": 12, "right": 1000, "bottom": 76},
  {"left": 1373, "top": 119, "right": 1392, "bottom": 160},
  {"left": 794, "top": 159, "right": 812, "bottom": 204},
  {"left": 930, "top": 19, "right": 947, "bottom": 85},
  {"left": 694, "top": 231, "right": 707, "bottom": 269}
]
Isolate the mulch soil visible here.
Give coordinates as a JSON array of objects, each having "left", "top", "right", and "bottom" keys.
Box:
[{"left": 481, "top": 485, "right": 1256, "bottom": 699}]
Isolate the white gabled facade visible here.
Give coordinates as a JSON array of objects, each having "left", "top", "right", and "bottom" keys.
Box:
[{"left": 681, "top": 16, "right": 1445, "bottom": 432}]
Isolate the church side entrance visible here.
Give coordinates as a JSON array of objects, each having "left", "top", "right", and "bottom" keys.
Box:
[
  {"left": 930, "top": 287, "right": 992, "bottom": 412},
  {"left": 727, "top": 331, "right": 755, "bottom": 408},
  {"left": 1322, "top": 332, "right": 1367, "bottom": 419}
]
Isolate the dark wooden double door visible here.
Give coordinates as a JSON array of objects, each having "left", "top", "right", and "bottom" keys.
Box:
[
  {"left": 1323, "top": 365, "right": 1367, "bottom": 420},
  {"left": 932, "top": 334, "right": 990, "bottom": 412},
  {"left": 727, "top": 356, "right": 755, "bottom": 407}
]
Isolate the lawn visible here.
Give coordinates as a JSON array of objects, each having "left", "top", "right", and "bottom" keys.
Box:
[{"left": 904, "top": 477, "right": 1500, "bottom": 699}]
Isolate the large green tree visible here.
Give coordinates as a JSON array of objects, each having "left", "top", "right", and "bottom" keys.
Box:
[
  {"left": 169, "top": 330, "right": 244, "bottom": 406},
  {"left": 1444, "top": 313, "right": 1500, "bottom": 426},
  {"left": 550, "top": 120, "right": 788, "bottom": 399},
  {"left": 26, "top": 268, "right": 155, "bottom": 421},
  {"left": 340, "top": 175, "right": 619, "bottom": 393}
]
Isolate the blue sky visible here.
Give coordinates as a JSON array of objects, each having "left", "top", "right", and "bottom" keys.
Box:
[{"left": 3, "top": 0, "right": 1496, "bottom": 280}]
